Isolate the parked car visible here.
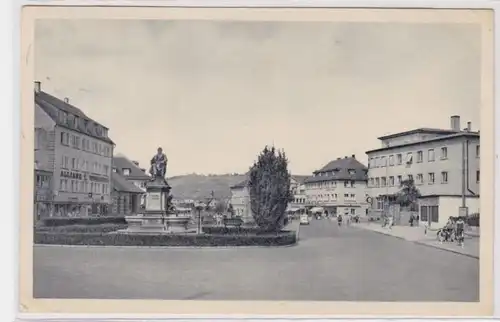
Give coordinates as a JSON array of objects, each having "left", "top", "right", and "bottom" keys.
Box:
[{"left": 300, "top": 214, "right": 310, "bottom": 225}]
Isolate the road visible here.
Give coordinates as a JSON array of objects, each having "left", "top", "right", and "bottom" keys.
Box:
[{"left": 33, "top": 219, "right": 479, "bottom": 301}]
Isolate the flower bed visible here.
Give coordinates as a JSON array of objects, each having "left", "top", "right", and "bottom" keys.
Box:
[{"left": 34, "top": 230, "right": 296, "bottom": 247}]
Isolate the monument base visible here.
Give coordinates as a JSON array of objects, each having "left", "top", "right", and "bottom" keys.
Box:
[{"left": 119, "top": 214, "right": 195, "bottom": 234}]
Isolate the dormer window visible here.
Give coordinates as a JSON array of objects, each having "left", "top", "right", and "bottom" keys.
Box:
[
  {"left": 112, "top": 167, "right": 117, "bottom": 173},
  {"left": 123, "top": 168, "right": 131, "bottom": 176},
  {"left": 348, "top": 169, "right": 356, "bottom": 175}
]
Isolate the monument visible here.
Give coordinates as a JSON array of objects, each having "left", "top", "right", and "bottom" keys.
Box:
[{"left": 123, "top": 147, "right": 193, "bottom": 234}]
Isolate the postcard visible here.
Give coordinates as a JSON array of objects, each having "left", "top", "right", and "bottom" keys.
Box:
[{"left": 20, "top": 5, "right": 494, "bottom": 317}]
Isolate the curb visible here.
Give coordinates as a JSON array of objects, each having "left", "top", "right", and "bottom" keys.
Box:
[
  {"left": 354, "top": 226, "right": 479, "bottom": 259},
  {"left": 34, "top": 242, "right": 299, "bottom": 249}
]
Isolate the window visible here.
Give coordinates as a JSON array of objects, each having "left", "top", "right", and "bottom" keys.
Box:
[
  {"left": 350, "top": 209, "right": 356, "bottom": 215},
  {"left": 123, "top": 168, "right": 131, "bottom": 176},
  {"left": 441, "top": 171, "right": 448, "bottom": 184},
  {"left": 476, "top": 170, "right": 480, "bottom": 183},
  {"left": 396, "top": 175, "right": 402, "bottom": 186},
  {"left": 416, "top": 151, "right": 423, "bottom": 163},
  {"left": 406, "top": 153, "right": 413, "bottom": 164},
  {"left": 71, "top": 158, "right": 76, "bottom": 169},
  {"left": 389, "top": 155, "right": 394, "bottom": 166},
  {"left": 381, "top": 177, "right": 387, "bottom": 187},
  {"left": 350, "top": 194, "right": 355, "bottom": 199},
  {"left": 396, "top": 154, "right": 402, "bottom": 165},
  {"left": 408, "top": 174, "right": 414, "bottom": 182},
  {"left": 60, "top": 132, "right": 69, "bottom": 145},
  {"left": 476, "top": 145, "right": 480, "bottom": 158},
  {"left": 416, "top": 173, "right": 423, "bottom": 185},
  {"left": 369, "top": 178, "right": 374, "bottom": 187},
  {"left": 381, "top": 156, "right": 386, "bottom": 167},
  {"left": 389, "top": 176, "right": 394, "bottom": 186},
  {"left": 428, "top": 149, "right": 435, "bottom": 162},
  {"left": 428, "top": 172, "right": 435, "bottom": 184},
  {"left": 375, "top": 177, "right": 380, "bottom": 187},
  {"left": 440, "top": 147, "right": 448, "bottom": 160},
  {"left": 344, "top": 193, "right": 349, "bottom": 198}
]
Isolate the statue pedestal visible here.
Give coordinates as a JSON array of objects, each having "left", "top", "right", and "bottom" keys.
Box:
[{"left": 120, "top": 176, "right": 194, "bottom": 234}]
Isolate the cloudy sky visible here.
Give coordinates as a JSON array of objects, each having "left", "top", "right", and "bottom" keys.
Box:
[{"left": 34, "top": 19, "right": 481, "bottom": 176}]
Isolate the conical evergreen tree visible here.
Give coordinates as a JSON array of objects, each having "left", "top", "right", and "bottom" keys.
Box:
[{"left": 248, "top": 146, "right": 292, "bottom": 232}]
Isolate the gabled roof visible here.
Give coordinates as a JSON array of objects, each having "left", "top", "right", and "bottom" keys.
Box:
[
  {"left": 112, "top": 155, "right": 151, "bottom": 180},
  {"left": 111, "top": 172, "right": 145, "bottom": 194},
  {"left": 34, "top": 90, "right": 114, "bottom": 144},
  {"left": 304, "top": 156, "right": 368, "bottom": 183},
  {"left": 377, "top": 128, "right": 459, "bottom": 140},
  {"left": 291, "top": 175, "right": 309, "bottom": 184}
]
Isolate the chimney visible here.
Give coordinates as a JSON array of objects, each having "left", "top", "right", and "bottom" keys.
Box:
[
  {"left": 34, "top": 81, "right": 41, "bottom": 93},
  {"left": 132, "top": 161, "right": 139, "bottom": 166},
  {"left": 450, "top": 115, "right": 460, "bottom": 131},
  {"left": 344, "top": 156, "right": 348, "bottom": 159},
  {"left": 351, "top": 154, "right": 355, "bottom": 158},
  {"left": 64, "top": 97, "right": 69, "bottom": 103},
  {"left": 337, "top": 157, "right": 341, "bottom": 160},
  {"left": 467, "top": 122, "right": 471, "bottom": 131}
]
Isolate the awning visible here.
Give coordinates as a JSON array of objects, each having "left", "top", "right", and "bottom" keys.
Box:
[{"left": 310, "top": 207, "right": 325, "bottom": 213}]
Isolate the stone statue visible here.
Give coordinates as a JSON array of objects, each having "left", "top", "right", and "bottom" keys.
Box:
[{"left": 149, "top": 147, "right": 168, "bottom": 180}]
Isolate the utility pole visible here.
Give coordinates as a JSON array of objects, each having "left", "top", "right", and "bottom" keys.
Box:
[{"left": 460, "top": 140, "right": 468, "bottom": 218}]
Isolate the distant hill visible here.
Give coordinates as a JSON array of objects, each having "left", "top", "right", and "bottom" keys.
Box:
[{"left": 167, "top": 173, "right": 247, "bottom": 200}]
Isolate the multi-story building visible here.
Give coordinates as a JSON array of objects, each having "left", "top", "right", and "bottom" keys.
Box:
[
  {"left": 34, "top": 81, "right": 114, "bottom": 217},
  {"left": 304, "top": 155, "right": 370, "bottom": 217},
  {"left": 229, "top": 175, "right": 308, "bottom": 222},
  {"left": 288, "top": 176, "right": 308, "bottom": 213},
  {"left": 112, "top": 155, "right": 150, "bottom": 207},
  {"left": 365, "top": 115, "right": 480, "bottom": 227},
  {"left": 34, "top": 121, "right": 54, "bottom": 220}
]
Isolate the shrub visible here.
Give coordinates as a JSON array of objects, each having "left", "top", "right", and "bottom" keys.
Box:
[
  {"left": 249, "top": 146, "right": 292, "bottom": 232},
  {"left": 34, "top": 231, "right": 296, "bottom": 247},
  {"left": 202, "top": 226, "right": 291, "bottom": 235},
  {"left": 40, "top": 216, "right": 127, "bottom": 227},
  {"left": 468, "top": 213, "right": 480, "bottom": 227}
]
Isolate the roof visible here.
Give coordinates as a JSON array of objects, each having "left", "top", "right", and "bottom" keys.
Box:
[
  {"left": 304, "top": 156, "right": 368, "bottom": 183},
  {"left": 112, "top": 155, "right": 151, "bottom": 180},
  {"left": 377, "top": 128, "right": 459, "bottom": 140},
  {"left": 230, "top": 178, "right": 249, "bottom": 189},
  {"left": 35, "top": 90, "right": 114, "bottom": 144},
  {"left": 291, "top": 175, "right": 309, "bottom": 184},
  {"left": 366, "top": 132, "right": 480, "bottom": 154},
  {"left": 111, "top": 172, "right": 145, "bottom": 194}
]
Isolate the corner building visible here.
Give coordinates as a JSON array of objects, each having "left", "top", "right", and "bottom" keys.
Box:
[{"left": 34, "top": 81, "right": 114, "bottom": 217}]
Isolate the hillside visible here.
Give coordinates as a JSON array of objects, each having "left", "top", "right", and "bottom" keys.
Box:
[{"left": 167, "top": 173, "right": 247, "bottom": 200}]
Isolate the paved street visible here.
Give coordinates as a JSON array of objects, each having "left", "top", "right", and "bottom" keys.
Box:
[{"left": 33, "top": 219, "right": 479, "bottom": 301}]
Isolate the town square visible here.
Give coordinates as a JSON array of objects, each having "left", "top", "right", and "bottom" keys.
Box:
[{"left": 32, "top": 17, "right": 482, "bottom": 303}]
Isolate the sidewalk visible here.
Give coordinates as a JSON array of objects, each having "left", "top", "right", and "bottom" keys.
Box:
[{"left": 353, "top": 223, "right": 479, "bottom": 259}]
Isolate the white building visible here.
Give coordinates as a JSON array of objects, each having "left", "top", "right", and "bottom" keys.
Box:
[
  {"left": 304, "top": 155, "right": 370, "bottom": 217},
  {"left": 366, "top": 115, "right": 480, "bottom": 227}
]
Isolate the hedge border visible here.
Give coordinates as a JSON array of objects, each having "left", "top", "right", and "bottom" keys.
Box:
[
  {"left": 38, "top": 216, "right": 127, "bottom": 227},
  {"left": 34, "top": 231, "right": 297, "bottom": 247}
]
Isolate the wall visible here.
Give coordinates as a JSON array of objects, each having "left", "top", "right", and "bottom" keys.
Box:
[
  {"left": 230, "top": 186, "right": 253, "bottom": 221},
  {"left": 111, "top": 191, "right": 140, "bottom": 215},
  {"left": 305, "top": 179, "right": 370, "bottom": 216},
  {"left": 53, "top": 126, "right": 113, "bottom": 205},
  {"left": 34, "top": 104, "right": 56, "bottom": 172},
  {"left": 418, "top": 196, "right": 479, "bottom": 227},
  {"left": 367, "top": 136, "right": 480, "bottom": 198}
]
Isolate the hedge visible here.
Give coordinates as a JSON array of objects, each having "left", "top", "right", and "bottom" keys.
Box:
[
  {"left": 202, "top": 226, "right": 289, "bottom": 235},
  {"left": 39, "top": 216, "right": 127, "bottom": 227},
  {"left": 34, "top": 231, "right": 296, "bottom": 247},
  {"left": 35, "top": 223, "right": 127, "bottom": 233}
]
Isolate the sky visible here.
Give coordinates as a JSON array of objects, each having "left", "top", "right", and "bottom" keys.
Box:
[{"left": 34, "top": 19, "right": 481, "bottom": 177}]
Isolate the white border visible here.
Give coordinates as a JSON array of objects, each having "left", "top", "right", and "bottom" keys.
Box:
[{"left": 10, "top": 0, "right": 500, "bottom": 320}]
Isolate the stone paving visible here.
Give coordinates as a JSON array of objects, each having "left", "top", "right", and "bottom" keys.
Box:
[{"left": 352, "top": 222, "right": 479, "bottom": 259}]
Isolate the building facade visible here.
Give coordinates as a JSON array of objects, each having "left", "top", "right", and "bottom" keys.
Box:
[
  {"left": 110, "top": 172, "right": 144, "bottom": 215},
  {"left": 112, "top": 155, "right": 150, "bottom": 208},
  {"left": 304, "top": 155, "right": 370, "bottom": 217},
  {"left": 34, "top": 81, "right": 114, "bottom": 217},
  {"left": 288, "top": 176, "right": 308, "bottom": 213},
  {"left": 366, "top": 115, "right": 480, "bottom": 226}
]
